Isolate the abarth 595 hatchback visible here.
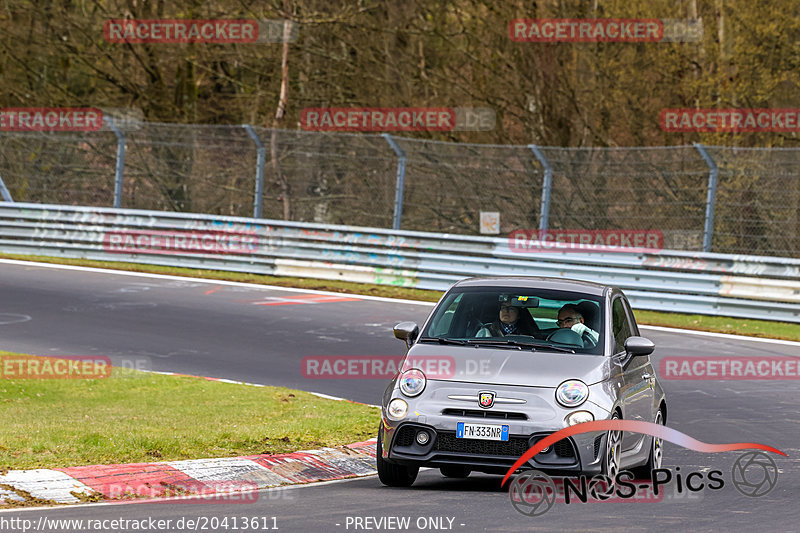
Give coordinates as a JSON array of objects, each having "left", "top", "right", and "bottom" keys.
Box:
[{"left": 377, "top": 277, "right": 666, "bottom": 487}]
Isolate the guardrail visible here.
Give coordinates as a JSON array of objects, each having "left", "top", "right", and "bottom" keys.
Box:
[{"left": 1, "top": 202, "right": 799, "bottom": 323}]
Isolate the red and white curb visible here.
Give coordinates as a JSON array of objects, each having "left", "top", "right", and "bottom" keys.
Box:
[{"left": 0, "top": 439, "right": 377, "bottom": 506}]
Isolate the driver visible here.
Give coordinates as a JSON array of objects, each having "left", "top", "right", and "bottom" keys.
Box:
[
  {"left": 557, "top": 304, "right": 600, "bottom": 347},
  {"left": 475, "top": 296, "right": 539, "bottom": 337}
]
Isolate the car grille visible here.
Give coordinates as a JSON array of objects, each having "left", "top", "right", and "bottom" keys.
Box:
[
  {"left": 441, "top": 408, "right": 527, "bottom": 421},
  {"left": 594, "top": 435, "right": 603, "bottom": 459},
  {"left": 554, "top": 439, "right": 575, "bottom": 458},
  {"left": 532, "top": 436, "right": 577, "bottom": 459},
  {"left": 435, "top": 432, "right": 530, "bottom": 457},
  {"left": 395, "top": 426, "right": 417, "bottom": 447}
]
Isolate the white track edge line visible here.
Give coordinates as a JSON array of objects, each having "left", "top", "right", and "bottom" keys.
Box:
[
  {"left": 3, "top": 258, "right": 796, "bottom": 346},
  {"left": 135, "top": 369, "right": 380, "bottom": 408},
  {"left": 0, "top": 258, "right": 435, "bottom": 307},
  {"left": 638, "top": 324, "right": 800, "bottom": 347},
  {"left": 309, "top": 391, "right": 380, "bottom": 408}
]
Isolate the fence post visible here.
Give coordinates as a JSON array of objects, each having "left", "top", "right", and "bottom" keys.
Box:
[
  {"left": 243, "top": 125, "right": 266, "bottom": 218},
  {"left": 383, "top": 133, "right": 407, "bottom": 230},
  {"left": 529, "top": 145, "right": 553, "bottom": 232},
  {"left": 694, "top": 142, "right": 719, "bottom": 253},
  {"left": 0, "top": 173, "right": 12, "bottom": 202},
  {"left": 104, "top": 116, "right": 126, "bottom": 208}
]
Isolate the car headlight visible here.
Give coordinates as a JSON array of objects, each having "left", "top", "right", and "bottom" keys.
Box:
[
  {"left": 399, "top": 369, "right": 426, "bottom": 397},
  {"left": 565, "top": 410, "right": 595, "bottom": 426},
  {"left": 556, "top": 379, "right": 589, "bottom": 408},
  {"left": 387, "top": 398, "right": 409, "bottom": 420}
]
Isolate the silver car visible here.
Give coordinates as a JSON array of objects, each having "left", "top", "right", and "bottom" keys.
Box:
[{"left": 377, "top": 276, "right": 666, "bottom": 487}]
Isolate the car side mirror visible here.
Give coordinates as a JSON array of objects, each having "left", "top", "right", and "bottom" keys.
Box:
[
  {"left": 393, "top": 322, "right": 419, "bottom": 348},
  {"left": 625, "top": 336, "right": 655, "bottom": 357}
]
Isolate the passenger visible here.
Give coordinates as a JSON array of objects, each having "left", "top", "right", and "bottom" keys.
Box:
[
  {"left": 557, "top": 304, "right": 600, "bottom": 347},
  {"left": 476, "top": 297, "right": 539, "bottom": 337}
]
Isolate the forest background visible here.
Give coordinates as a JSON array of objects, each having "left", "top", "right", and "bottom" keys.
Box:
[{"left": 0, "top": 0, "right": 798, "bottom": 256}]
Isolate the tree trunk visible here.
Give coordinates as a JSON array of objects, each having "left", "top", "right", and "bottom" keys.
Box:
[{"left": 270, "top": 3, "right": 293, "bottom": 221}]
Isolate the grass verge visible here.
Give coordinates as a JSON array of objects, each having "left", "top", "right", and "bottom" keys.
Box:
[
  {"left": 2, "top": 253, "right": 799, "bottom": 342},
  {"left": 0, "top": 352, "right": 379, "bottom": 472},
  {"left": 633, "top": 310, "right": 800, "bottom": 340}
]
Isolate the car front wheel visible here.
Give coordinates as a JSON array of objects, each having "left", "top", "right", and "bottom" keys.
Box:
[
  {"left": 602, "top": 412, "right": 622, "bottom": 481},
  {"left": 632, "top": 409, "right": 664, "bottom": 480},
  {"left": 377, "top": 425, "right": 419, "bottom": 487}
]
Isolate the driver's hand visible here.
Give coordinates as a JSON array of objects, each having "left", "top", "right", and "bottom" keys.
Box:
[{"left": 571, "top": 322, "right": 599, "bottom": 344}]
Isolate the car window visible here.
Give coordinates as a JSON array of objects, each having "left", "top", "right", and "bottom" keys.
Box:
[
  {"left": 420, "top": 287, "right": 605, "bottom": 355},
  {"left": 612, "top": 297, "right": 632, "bottom": 354},
  {"left": 620, "top": 296, "right": 639, "bottom": 336},
  {"left": 430, "top": 293, "right": 462, "bottom": 336}
]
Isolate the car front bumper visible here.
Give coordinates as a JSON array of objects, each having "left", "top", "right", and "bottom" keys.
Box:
[{"left": 380, "top": 382, "right": 612, "bottom": 476}]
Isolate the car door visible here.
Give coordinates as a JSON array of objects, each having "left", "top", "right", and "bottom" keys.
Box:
[{"left": 612, "top": 295, "right": 655, "bottom": 452}]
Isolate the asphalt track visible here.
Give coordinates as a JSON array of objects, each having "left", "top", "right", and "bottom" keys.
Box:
[{"left": 1, "top": 260, "right": 799, "bottom": 532}]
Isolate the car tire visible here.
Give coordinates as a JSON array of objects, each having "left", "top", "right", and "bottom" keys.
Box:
[
  {"left": 377, "top": 425, "right": 419, "bottom": 487},
  {"left": 602, "top": 412, "right": 622, "bottom": 482},
  {"left": 440, "top": 465, "right": 471, "bottom": 478},
  {"left": 631, "top": 409, "right": 664, "bottom": 480}
]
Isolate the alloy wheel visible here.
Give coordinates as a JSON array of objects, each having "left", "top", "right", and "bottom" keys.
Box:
[
  {"left": 652, "top": 410, "right": 664, "bottom": 470},
  {"left": 604, "top": 413, "right": 622, "bottom": 480}
]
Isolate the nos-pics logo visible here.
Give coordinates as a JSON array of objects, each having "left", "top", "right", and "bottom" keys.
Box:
[
  {"left": 509, "top": 451, "right": 779, "bottom": 516},
  {"left": 502, "top": 420, "right": 783, "bottom": 517}
]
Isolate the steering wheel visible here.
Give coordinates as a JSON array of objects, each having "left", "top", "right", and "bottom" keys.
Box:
[{"left": 546, "top": 328, "right": 585, "bottom": 347}]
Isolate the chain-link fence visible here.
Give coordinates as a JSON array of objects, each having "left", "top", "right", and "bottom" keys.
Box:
[
  {"left": 538, "top": 146, "right": 712, "bottom": 252},
  {"left": 396, "top": 139, "right": 542, "bottom": 234},
  {"left": 706, "top": 147, "right": 800, "bottom": 258},
  {"left": 1, "top": 120, "right": 799, "bottom": 257}
]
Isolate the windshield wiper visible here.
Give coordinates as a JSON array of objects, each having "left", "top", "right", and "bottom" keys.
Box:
[
  {"left": 467, "top": 339, "right": 537, "bottom": 350},
  {"left": 467, "top": 339, "right": 577, "bottom": 353},
  {"left": 417, "top": 337, "right": 469, "bottom": 345},
  {"left": 532, "top": 343, "right": 576, "bottom": 353}
]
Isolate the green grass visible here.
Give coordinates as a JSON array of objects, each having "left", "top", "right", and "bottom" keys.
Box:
[
  {"left": 633, "top": 309, "right": 800, "bottom": 341},
  {"left": 3, "top": 253, "right": 799, "bottom": 341},
  {"left": 0, "top": 352, "right": 379, "bottom": 471}
]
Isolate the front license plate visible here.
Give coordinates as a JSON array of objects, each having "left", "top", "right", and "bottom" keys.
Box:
[{"left": 456, "top": 422, "right": 509, "bottom": 441}]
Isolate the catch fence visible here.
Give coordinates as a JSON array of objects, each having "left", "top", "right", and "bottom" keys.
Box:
[{"left": 0, "top": 120, "right": 798, "bottom": 257}]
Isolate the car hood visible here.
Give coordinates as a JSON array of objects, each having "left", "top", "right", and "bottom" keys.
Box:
[{"left": 401, "top": 343, "right": 612, "bottom": 388}]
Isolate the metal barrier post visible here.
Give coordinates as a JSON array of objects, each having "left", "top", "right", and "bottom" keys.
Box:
[
  {"left": 529, "top": 145, "right": 552, "bottom": 232},
  {"left": 694, "top": 142, "right": 719, "bottom": 253},
  {"left": 0, "top": 173, "right": 13, "bottom": 202},
  {"left": 243, "top": 125, "right": 266, "bottom": 219},
  {"left": 383, "top": 133, "right": 407, "bottom": 230},
  {"left": 105, "top": 116, "right": 126, "bottom": 208}
]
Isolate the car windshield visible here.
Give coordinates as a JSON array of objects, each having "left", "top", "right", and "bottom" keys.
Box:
[{"left": 419, "top": 286, "right": 605, "bottom": 355}]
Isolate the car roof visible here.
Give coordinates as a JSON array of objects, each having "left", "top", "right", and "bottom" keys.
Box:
[{"left": 451, "top": 276, "right": 612, "bottom": 296}]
